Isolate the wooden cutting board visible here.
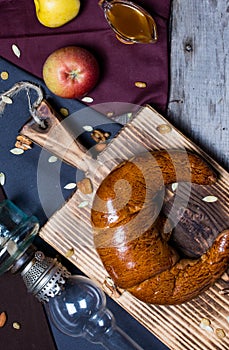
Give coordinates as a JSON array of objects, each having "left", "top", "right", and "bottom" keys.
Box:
[{"left": 21, "top": 104, "right": 229, "bottom": 350}]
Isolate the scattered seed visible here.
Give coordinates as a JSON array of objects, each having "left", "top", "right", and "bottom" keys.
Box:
[
  {"left": 219, "top": 288, "right": 229, "bottom": 295},
  {"left": 221, "top": 272, "right": 229, "bottom": 282},
  {"left": 0, "top": 71, "right": 9, "bottom": 80},
  {"left": 91, "top": 129, "right": 109, "bottom": 143},
  {"left": 78, "top": 200, "right": 89, "bottom": 208},
  {"left": 107, "top": 112, "right": 114, "bottom": 118},
  {"left": 0, "top": 172, "right": 6, "bottom": 186},
  {"left": 77, "top": 178, "right": 93, "bottom": 194},
  {"left": 156, "top": 124, "right": 172, "bottom": 134},
  {"left": 64, "top": 182, "right": 77, "bottom": 190},
  {"left": 65, "top": 247, "right": 74, "bottom": 258},
  {"left": 48, "top": 155, "right": 58, "bottom": 163},
  {"left": 12, "top": 44, "right": 21, "bottom": 58},
  {"left": 12, "top": 322, "right": 21, "bottom": 330},
  {"left": 127, "top": 112, "right": 133, "bottom": 118},
  {"left": 83, "top": 125, "right": 93, "bottom": 132},
  {"left": 202, "top": 196, "right": 218, "bottom": 203},
  {"left": 200, "top": 318, "right": 211, "bottom": 327},
  {"left": 205, "top": 325, "right": 214, "bottom": 333},
  {"left": 104, "top": 132, "right": 110, "bottom": 138},
  {"left": 215, "top": 328, "right": 226, "bottom": 338},
  {"left": 81, "top": 96, "right": 94, "bottom": 103},
  {"left": 15, "top": 141, "right": 32, "bottom": 151},
  {"left": 135, "top": 81, "right": 147, "bottom": 88},
  {"left": 199, "top": 318, "right": 214, "bottom": 332},
  {"left": 103, "top": 277, "right": 121, "bottom": 298},
  {"left": 10, "top": 148, "right": 24, "bottom": 155},
  {"left": 1, "top": 95, "right": 13, "bottom": 104},
  {"left": 59, "top": 107, "right": 69, "bottom": 117},
  {"left": 0, "top": 312, "right": 7, "bottom": 328},
  {"left": 171, "top": 182, "right": 178, "bottom": 191},
  {"left": 199, "top": 323, "right": 214, "bottom": 332},
  {"left": 16, "top": 135, "right": 32, "bottom": 146}
]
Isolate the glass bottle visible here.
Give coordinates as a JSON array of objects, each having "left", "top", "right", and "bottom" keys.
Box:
[{"left": 0, "top": 199, "right": 143, "bottom": 349}]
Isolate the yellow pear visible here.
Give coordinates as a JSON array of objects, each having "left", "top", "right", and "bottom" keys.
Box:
[{"left": 34, "top": 0, "right": 80, "bottom": 28}]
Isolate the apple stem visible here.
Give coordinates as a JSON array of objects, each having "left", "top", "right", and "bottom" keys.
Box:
[{"left": 69, "top": 71, "right": 79, "bottom": 80}]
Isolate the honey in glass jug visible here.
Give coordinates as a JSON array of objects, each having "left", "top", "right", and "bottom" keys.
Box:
[{"left": 99, "top": 0, "right": 158, "bottom": 44}]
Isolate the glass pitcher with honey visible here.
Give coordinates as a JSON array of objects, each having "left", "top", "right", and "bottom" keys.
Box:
[{"left": 99, "top": 0, "right": 158, "bottom": 44}]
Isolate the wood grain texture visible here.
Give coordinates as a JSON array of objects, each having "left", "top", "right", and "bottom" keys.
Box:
[
  {"left": 20, "top": 100, "right": 95, "bottom": 173},
  {"left": 39, "top": 106, "right": 229, "bottom": 350},
  {"left": 167, "top": 0, "right": 229, "bottom": 170}
]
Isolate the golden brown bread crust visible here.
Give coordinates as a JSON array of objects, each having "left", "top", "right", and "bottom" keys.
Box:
[
  {"left": 91, "top": 150, "right": 226, "bottom": 305},
  {"left": 92, "top": 150, "right": 216, "bottom": 228},
  {"left": 128, "top": 230, "right": 229, "bottom": 304}
]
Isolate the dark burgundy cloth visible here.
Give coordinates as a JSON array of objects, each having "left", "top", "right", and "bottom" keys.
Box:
[
  {"left": 0, "top": 273, "right": 57, "bottom": 350},
  {"left": 0, "top": 0, "right": 171, "bottom": 114}
]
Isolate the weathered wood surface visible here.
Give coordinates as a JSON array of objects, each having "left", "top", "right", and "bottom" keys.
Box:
[{"left": 167, "top": 0, "right": 229, "bottom": 170}]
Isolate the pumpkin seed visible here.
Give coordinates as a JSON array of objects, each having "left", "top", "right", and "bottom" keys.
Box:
[
  {"left": 199, "top": 322, "right": 214, "bottom": 332},
  {"left": 10, "top": 148, "right": 24, "bottom": 155},
  {"left": 202, "top": 196, "right": 218, "bottom": 203},
  {"left": 171, "top": 182, "right": 178, "bottom": 191},
  {"left": 64, "top": 182, "right": 76, "bottom": 190},
  {"left": 12, "top": 322, "right": 21, "bottom": 330},
  {"left": 0, "top": 172, "right": 5, "bottom": 186},
  {"left": 12, "top": 44, "right": 21, "bottom": 58},
  {"left": 83, "top": 125, "right": 93, "bottom": 132},
  {"left": 78, "top": 200, "right": 89, "bottom": 208},
  {"left": 81, "top": 96, "right": 94, "bottom": 103},
  {"left": 48, "top": 155, "right": 58, "bottom": 163},
  {"left": 1, "top": 95, "right": 13, "bottom": 104}
]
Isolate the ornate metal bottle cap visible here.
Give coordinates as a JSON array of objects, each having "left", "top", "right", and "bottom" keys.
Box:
[{"left": 21, "top": 251, "right": 71, "bottom": 303}]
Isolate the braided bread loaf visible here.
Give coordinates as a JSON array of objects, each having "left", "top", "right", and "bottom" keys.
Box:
[{"left": 91, "top": 150, "right": 229, "bottom": 305}]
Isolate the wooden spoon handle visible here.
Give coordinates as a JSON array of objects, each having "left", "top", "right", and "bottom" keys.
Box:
[{"left": 20, "top": 100, "right": 96, "bottom": 173}]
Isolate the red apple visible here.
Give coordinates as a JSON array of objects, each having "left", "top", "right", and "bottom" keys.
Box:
[{"left": 42, "top": 46, "right": 99, "bottom": 99}]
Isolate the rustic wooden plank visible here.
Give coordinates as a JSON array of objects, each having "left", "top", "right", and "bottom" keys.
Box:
[{"left": 168, "top": 0, "right": 229, "bottom": 170}]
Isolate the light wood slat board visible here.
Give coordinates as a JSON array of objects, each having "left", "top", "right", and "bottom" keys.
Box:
[{"left": 39, "top": 105, "right": 229, "bottom": 350}]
